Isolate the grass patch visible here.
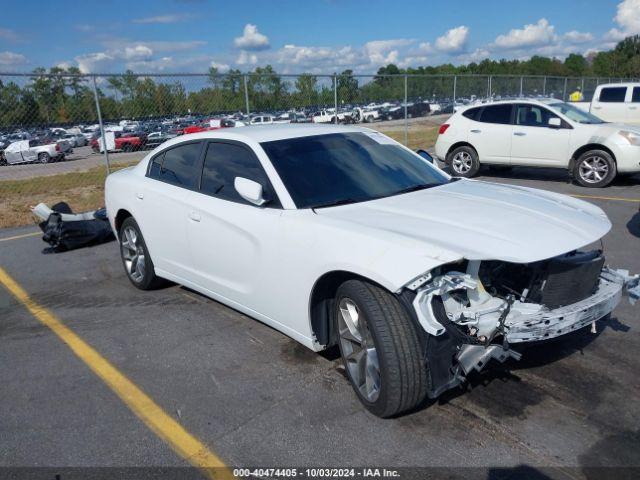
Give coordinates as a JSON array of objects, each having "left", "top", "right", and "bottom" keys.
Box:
[{"left": 0, "top": 163, "right": 135, "bottom": 229}]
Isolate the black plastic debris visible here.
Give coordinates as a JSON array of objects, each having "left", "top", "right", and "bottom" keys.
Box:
[{"left": 34, "top": 202, "right": 115, "bottom": 254}]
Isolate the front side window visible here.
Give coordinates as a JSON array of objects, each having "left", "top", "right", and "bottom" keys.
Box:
[
  {"left": 515, "top": 104, "right": 562, "bottom": 127},
  {"left": 478, "top": 104, "right": 512, "bottom": 124},
  {"left": 599, "top": 87, "right": 627, "bottom": 103},
  {"left": 200, "top": 142, "right": 279, "bottom": 207},
  {"left": 261, "top": 132, "right": 450, "bottom": 209},
  {"left": 547, "top": 102, "right": 605, "bottom": 124},
  {"left": 148, "top": 142, "right": 202, "bottom": 189}
]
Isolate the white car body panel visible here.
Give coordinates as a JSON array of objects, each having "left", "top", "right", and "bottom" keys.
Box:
[{"left": 106, "top": 125, "right": 619, "bottom": 352}]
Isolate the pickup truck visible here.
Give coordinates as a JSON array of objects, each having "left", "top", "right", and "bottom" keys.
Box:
[
  {"left": 311, "top": 109, "right": 353, "bottom": 124},
  {"left": 2, "top": 139, "right": 67, "bottom": 165},
  {"left": 573, "top": 82, "right": 640, "bottom": 124},
  {"left": 90, "top": 131, "right": 147, "bottom": 153}
]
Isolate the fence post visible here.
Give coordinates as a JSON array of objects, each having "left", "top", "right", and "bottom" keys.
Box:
[
  {"left": 519, "top": 76, "right": 523, "bottom": 97},
  {"left": 403, "top": 74, "right": 408, "bottom": 146},
  {"left": 542, "top": 76, "right": 547, "bottom": 96},
  {"left": 91, "top": 75, "right": 110, "bottom": 175},
  {"left": 488, "top": 76, "right": 492, "bottom": 98},
  {"left": 243, "top": 74, "right": 250, "bottom": 115},
  {"left": 562, "top": 77, "right": 568, "bottom": 101},
  {"left": 581, "top": 77, "right": 585, "bottom": 94},
  {"left": 452, "top": 75, "right": 457, "bottom": 105},
  {"left": 333, "top": 74, "right": 338, "bottom": 124}
]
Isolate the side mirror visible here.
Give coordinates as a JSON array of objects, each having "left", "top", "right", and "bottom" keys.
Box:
[
  {"left": 416, "top": 149, "right": 435, "bottom": 163},
  {"left": 548, "top": 117, "right": 562, "bottom": 128},
  {"left": 234, "top": 177, "right": 267, "bottom": 206}
]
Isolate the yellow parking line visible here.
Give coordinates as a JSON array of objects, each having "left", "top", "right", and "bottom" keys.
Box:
[
  {"left": 0, "top": 231, "right": 40, "bottom": 242},
  {"left": 570, "top": 194, "right": 640, "bottom": 203},
  {"left": 0, "top": 266, "right": 232, "bottom": 480}
]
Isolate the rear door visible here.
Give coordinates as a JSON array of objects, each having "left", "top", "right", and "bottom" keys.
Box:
[
  {"left": 510, "top": 104, "right": 571, "bottom": 166},
  {"left": 469, "top": 104, "right": 513, "bottom": 164},
  {"left": 592, "top": 86, "right": 628, "bottom": 122},
  {"left": 135, "top": 140, "right": 205, "bottom": 279}
]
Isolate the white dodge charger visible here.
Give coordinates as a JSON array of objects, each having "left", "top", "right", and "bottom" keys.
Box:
[{"left": 106, "top": 124, "right": 638, "bottom": 417}]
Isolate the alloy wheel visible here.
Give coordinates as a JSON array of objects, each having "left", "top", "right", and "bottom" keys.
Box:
[
  {"left": 451, "top": 151, "right": 473, "bottom": 174},
  {"left": 338, "top": 297, "right": 381, "bottom": 402},
  {"left": 121, "top": 226, "right": 146, "bottom": 283},
  {"left": 578, "top": 155, "right": 609, "bottom": 184}
]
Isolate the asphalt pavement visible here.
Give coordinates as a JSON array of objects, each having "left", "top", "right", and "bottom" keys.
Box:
[{"left": 0, "top": 169, "right": 639, "bottom": 480}]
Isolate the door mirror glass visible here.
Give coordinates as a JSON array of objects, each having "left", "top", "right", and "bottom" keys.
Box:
[
  {"left": 234, "top": 177, "right": 267, "bottom": 206},
  {"left": 416, "top": 149, "right": 434, "bottom": 163},
  {"left": 548, "top": 117, "right": 562, "bottom": 128}
]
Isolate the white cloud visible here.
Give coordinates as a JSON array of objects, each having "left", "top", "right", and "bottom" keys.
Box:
[
  {"left": 0, "top": 51, "right": 27, "bottom": 66},
  {"left": 563, "top": 31, "right": 594, "bottom": 44},
  {"left": 605, "top": 0, "right": 640, "bottom": 41},
  {"left": 234, "top": 24, "right": 270, "bottom": 51},
  {"left": 456, "top": 48, "right": 490, "bottom": 64},
  {"left": 132, "top": 13, "right": 192, "bottom": 24},
  {"left": 493, "top": 19, "right": 557, "bottom": 50},
  {"left": 0, "top": 28, "right": 19, "bottom": 42},
  {"left": 75, "top": 52, "right": 115, "bottom": 73},
  {"left": 435, "top": 26, "right": 469, "bottom": 53},
  {"left": 364, "top": 39, "right": 414, "bottom": 64},
  {"left": 210, "top": 61, "right": 230, "bottom": 72},
  {"left": 123, "top": 45, "right": 153, "bottom": 60},
  {"left": 236, "top": 50, "right": 258, "bottom": 65}
]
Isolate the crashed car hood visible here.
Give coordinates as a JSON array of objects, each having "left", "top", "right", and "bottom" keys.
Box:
[{"left": 316, "top": 179, "right": 611, "bottom": 264}]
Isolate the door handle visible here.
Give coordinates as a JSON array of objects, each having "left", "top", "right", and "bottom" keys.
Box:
[
  {"left": 593, "top": 106, "right": 602, "bottom": 109},
  {"left": 136, "top": 193, "right": 144, "bottom": 200},
  {"left": 630, "top": 106, "right": 638, "bottom": 110},
  {"left": 513, "top": 132, "right": 526, "bottom": 136},
  {"left": 188, "top": 211, "right": 201, "bottom": 222},
  {"left": 470, "top": 129, "right": 481, "bottom": 133}
]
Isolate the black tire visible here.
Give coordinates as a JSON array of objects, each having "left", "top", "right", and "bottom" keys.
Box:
[
  {"left": 122, "top": 143, "right": 133, "bottom": 153},
  {"left": 335, "top": 280, "right": 429, "bottom": 418},
  {"left": 447, "top": 145, "right": 480, "bottom": 178},
  {"left": 38, "top": 152, "right": 50, "bottom": 164},
  {"left": 119, "top": 217, "right": 164, "bottom": 290},
  {"left": 573, "top": 150, "right": 616, "bottom": 188},
  {"left": 0, "top": 154, "right": 6, "bottom": 166}
]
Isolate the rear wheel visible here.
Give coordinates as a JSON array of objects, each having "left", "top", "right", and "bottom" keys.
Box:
[
  {"left": 122, "top": 143, "right": 133, "bottom": 153},
  {"left": 335, "top": 280, "right": 429, "bottom": 417},
  {"left": 119, "top": 217, "right": 163, "bottom": 290},
  {"left": 573, "top": 150, "right": 616, "bottom": 188},
  {"left": 38, "top": 152, "right": 50, "bottom": 164},
  {"left": 447, "top": 145, "right": 480, "bottom": 178}
]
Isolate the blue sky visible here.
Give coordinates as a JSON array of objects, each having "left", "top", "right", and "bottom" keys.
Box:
[{"left": 0, "top": 0, "right": 637, "bottom": 74}]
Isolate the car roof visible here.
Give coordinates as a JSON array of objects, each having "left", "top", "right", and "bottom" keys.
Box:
[
  {"left": 169, "top": 124, "right": 375, "bottom": 143},
  {"left": 459, "top": 98, "right": 564, "bottom": 110}
]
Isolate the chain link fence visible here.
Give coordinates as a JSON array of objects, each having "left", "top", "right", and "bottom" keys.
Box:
[{"left": 0, "top": 72, "right": 635, "bottom": 228}]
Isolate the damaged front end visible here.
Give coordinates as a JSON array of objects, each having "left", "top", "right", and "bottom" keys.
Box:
[{"left": 403, "top": 251, "right": 640, "bottom": 399}]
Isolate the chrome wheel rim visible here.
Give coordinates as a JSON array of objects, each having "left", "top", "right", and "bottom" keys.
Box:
[
  {"left": 338, "top": 298, "right": 380, "bottom": 402},
  {"left": 452, "top": 151, "right": 473, "bottom": 174},
  {"left": 121, "top": 226, "right": 146, "bottom": 283},
  {"left": 579, "top": 156, "right": 609, "bottom": 184}
]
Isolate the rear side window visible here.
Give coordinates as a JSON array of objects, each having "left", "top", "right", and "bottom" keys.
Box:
[
  {"left": 200, "top": 142, "right": 279, "bottom": 207},
  {"left": 599, "top": 87, "right": 627, "bottom": 103},
  {"left": 148, "top": 142, "right": 202, "bottom": 189},
  {"left": 462, "top": 107, "right": 481, "bottom": 120},
  {"left": 478, "top": 104, "right": 512, "bottom": 124},
  {"left": 632, "top": 87, "right": 640, "bottom": 103}
]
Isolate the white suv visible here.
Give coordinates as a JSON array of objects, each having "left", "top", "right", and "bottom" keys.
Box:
[{"left": 435, "top": 99, "right": 640, "bottom": 187}]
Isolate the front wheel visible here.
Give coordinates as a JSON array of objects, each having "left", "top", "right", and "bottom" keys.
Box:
[
  {"left": 447, "top": 145, "right": 480, "bottom": 178},
  {"left": 119, "top": 217, "right": 163, "bottom": 290},
  {"left": 573, "top": 150, "right": 616, "bottom": 188},
  {"left": 38, "top": 152, "right": 50, "bottom": 164},
  {"left": 335, "top": 280, "right": 429, "bottom": 417}
]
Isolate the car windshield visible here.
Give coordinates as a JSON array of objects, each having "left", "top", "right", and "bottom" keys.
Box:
[
  {"left": 547, "top": 102, "right": 605, "bottom": 124},
  {"left": 261, "top": 132, "right": 450, "bottom": 209}
]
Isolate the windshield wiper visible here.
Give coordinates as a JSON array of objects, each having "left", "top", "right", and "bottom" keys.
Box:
[
  {"left": 391, "top": 183, "right": 437, "bottom": 196},
  {"left": 312, "top": 198, "right": 361, "bottom": 210}
]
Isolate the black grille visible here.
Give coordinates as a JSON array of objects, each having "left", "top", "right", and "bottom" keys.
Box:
[{"left": 527, "top": 251, "right": 604, "bottom": 309}]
